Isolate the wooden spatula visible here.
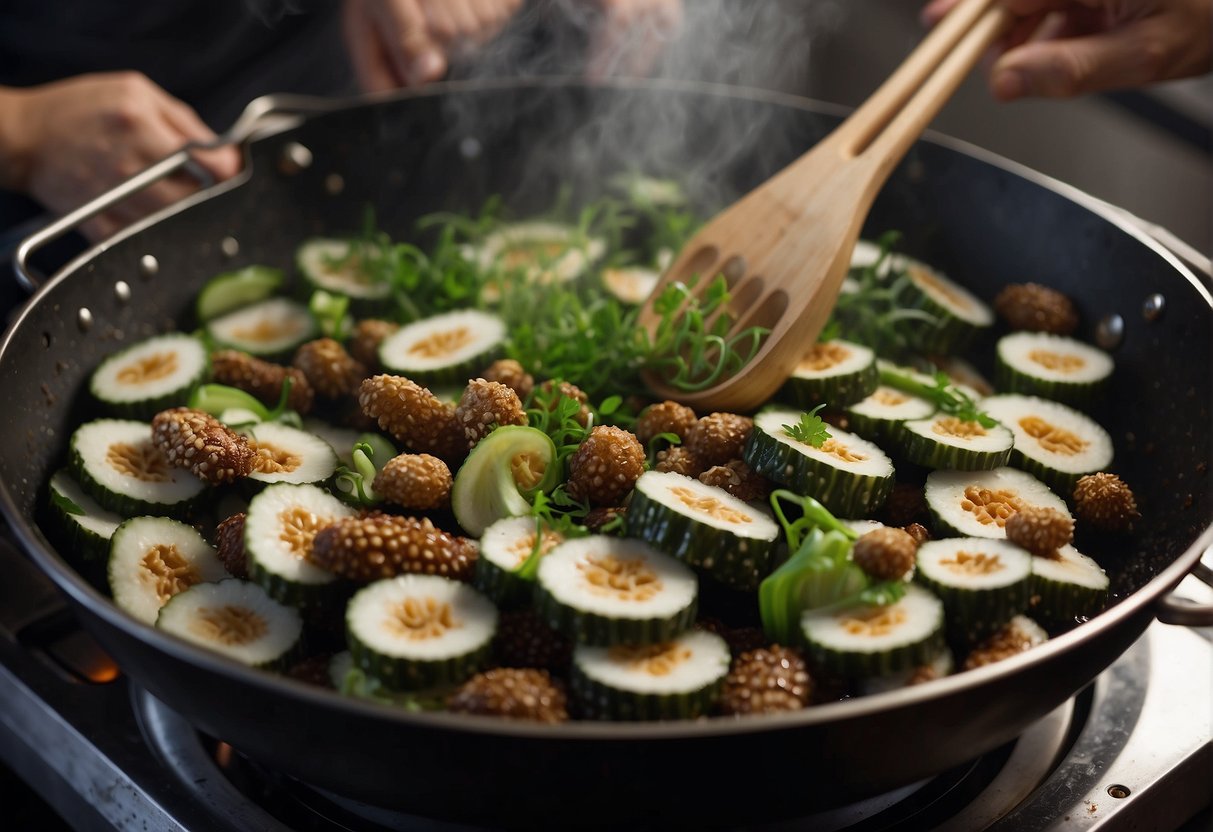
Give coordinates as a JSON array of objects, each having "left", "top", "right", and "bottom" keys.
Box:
[{"left": 639, "top": 0, "right": 1012, "bottom": 411}]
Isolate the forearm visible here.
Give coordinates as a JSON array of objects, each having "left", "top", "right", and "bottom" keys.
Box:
[{"left": 0, "top": 86, "right": 32, "bottom": 192}]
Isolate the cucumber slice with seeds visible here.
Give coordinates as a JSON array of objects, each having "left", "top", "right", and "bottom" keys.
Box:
[
  {"left": 300, "top": 419, "right": 362, "bottom": 468},
  {"left": 49, "top": 469, "right": 124, "bottom": 561},
  {"left": 801, "top": 583, "right": 945, "bottom": 678},
  {"left": 535, "top": 537, "right": 698, "bottom": 646},
  {"left": 156, "top": 578, "right": 302, "bottom": 670},
  {"left": 915, "top": 537, "right": 1032, "bottom": 643},
  {"left": 1030, "top": 544, "right": 1109, "bottom": 624},
  {"left": 626, "top": 470, "right": 781, "bottom": 590},
  {"left": 602, "top": 265, "right": 660, "bottom": 306},
  {"left": 195, "top": 266, "right": 284, "bottom": 323},
  {"left": 896, "top": 414, "right": 1014, "bottom": 471},
  {"left": 109, "top": 517, "right": 228, "bottom": 625},
  {"left": 571, "top": 629, "right": 730, "bottom": 721},
  {"left": 782, "top": 339, "right": 878, "bottom": 408},
  {"left": 899, "top": 262, "right": 994, "bottom": 353},
  {"left": 70, "top": 419, "right": 206, "bottom": 516},
  {"left": 347, "top": 574, "right": 497, "bottom": 691},
  {"left": 474, "top": 515, "right": 566, "bottom": 607},
  {"left": 244, "top": 482, "right": 356, "bottom": 609},
  {"left": 981, "top": 394, "right": 1113, "bottom": 493},
  {"left": 378, "top": 309, "right": 507, "bottom": 386},
  {"left": 860, "top": 646, "right": 954, "bottom": 695},
  {"left": 451, "top": 425, "right": 558, "bottom": 537},
  {"left": 744, "top": 409, "right": 895, "bottom": 517},
  {"left": 247, "top": 422, "right": 338, "bottom": 485},
  {"left": 206, "top": 297, "right": 317, "bottom": 359},
  {"left": 296, "top": 238, "right": 391, "bottom": 301},
  {"left": 925, "top": 467, "right": 1071, "bottom": 540},
  {"left": 471, "top": 222, "right": 606, "bottom": 304},
  {"left": 89, "top": 333, "right": 208, "bottom": 418},
  {"left": 845, "top": 385, "right": 936, "bottom": 444},
  {"left": 995, "top": 332, "right": 1113, "bottom": 408}
]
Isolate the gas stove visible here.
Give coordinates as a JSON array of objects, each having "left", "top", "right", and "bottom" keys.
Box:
[{"left": 1, "top": 534, "right": 1209, "bottom": 831}]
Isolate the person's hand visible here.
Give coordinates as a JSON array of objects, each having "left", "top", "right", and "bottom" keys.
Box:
[
  {"left": 343, "top": 0, "right": 524, "bottom": 92},
  {"left": 0, "top": 72, "right": 240, "bottom": 241},
  {"left": 586, "top": 0, "right": 684, "bottom": 81},
  {"left": 922, "top": 0, "right": 1212, "bottom": 100}
]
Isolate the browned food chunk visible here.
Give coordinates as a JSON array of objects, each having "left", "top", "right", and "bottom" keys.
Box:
[
  {"left": 311, "top": 511, "right": 477, "bottom": 581},
  {"left": 347, "top": 319, "right": 399, "bottom": 368},
  {"left": 373, "top": 453, "right": 453, "bottom": 511},
  {"left": 852, "top": 526, "right": 918, "bottom": 581},
  {"left": 481, "top": 358, "right": 535, "bottom": 401},
  {"left": 565, "top": 425, "right": 645, "bottom": 507},
  {"left": 454, "top": 379, "right": 527, "bottom": 452},
  {"left": 492, "top": 610, "right": 572, "bottom": 673},
  {"left": 209, "top": 350, "right": 314, "bottom": 414},
  {"left": 634, "top": 400, "right": 697, "bottom": 446},
  {"left": 698, "top": 460, "right": 772, "bottom": 503},
  {"left": 1073, "top": 472, "right": 1139, "bottom": 533},
  {"left": 447, "top": 668, "right": 569, "bottom": 723},
  {"left": 994, "top": 282, "right": 1079, "bottom": 335},
  {"left": 719, "top": 646, "right": 812, "bottom": 716},
  {"left": 293, "top": 338, "right": 368, "bottom": 399},
  {"left": 685, "top": 412, "right": 753, "bottom": 468},
  {"left": 358, "top": 374, "right": 464, "bottom": 461},
  {"left": 1005, "top": 504, "right": 1073, "bottom": 558},
  {"left": 151, "top": 407, "right": 256, "bottom": 484},
  {"left": 214, "top": 512, "right": 248, "bottom": 579}
]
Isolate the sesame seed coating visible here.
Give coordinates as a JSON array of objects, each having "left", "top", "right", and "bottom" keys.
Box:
[
  {"left": 347, "top": 319, "right": 399, "bottom": 368},
  {"left": 1005, "top": 505, "right": 1073, "bottom": 558},
  {"left": 685, "top": 412, "right": 753, "bottom": 468},
  {"left": 634, "top": 400, "right": 697, "bottom": 446},
  {"left": 311, "top": 511, "right": 477, "bottom": 581},
  {"left": 698, "top": 460, "right": 772, "bottom": 503},
  {"left": 151, "top": 407, "right": 256, "bottom": 485},
  {"left": 293, "top": 338, "right": 368, "bottom": 399},
  {"left": 1073, "top": 472, "right": 1139, "bottom": 533},
  {"left": 455, "top": 379, "right": 527, "bottom": 451},
  {"left": 358, "top": 374, "right": 465, "bottom": 461},
  {"left": 994, "top": 283, "right": 1079, "bottom": 335},
  {"left": 214, "top": 512, "right": 248, "bottom": 579},
  {"left": 653, "top": 445, "right": 706, "bottom": 477},
  {"left": 720, "top": 646, "right": 812, "bottom": 716},
  {"left": 852, "top": 526, "right": 918, "bottom": 581},
  {"left": 447, "top": 668, "right": 569, "bottom": 723},
  {"left": 481, "top": 358, "right": 534, "bottom": 401},
  {"left": 565, "top": 425, "right": 645, "bottom": 507},
  {"left": 536, "top": 379, "right": 591, "bottom": 426},
  {"left": 210, "top": 350, "right": 314, "bottom": 414},
  {"left": 373, "top": 453, "right": 453, "bottom": 511}
]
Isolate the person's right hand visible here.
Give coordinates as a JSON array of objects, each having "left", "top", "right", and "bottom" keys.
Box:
[
  {"left": 922, "top": 0, "right": 1213, "bottom": 100},
  {"left": 0, "top": 72, "right": 240, "bottom": 241}
]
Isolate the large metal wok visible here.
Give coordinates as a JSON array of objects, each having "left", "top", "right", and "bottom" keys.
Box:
[{"left": 4, "top": 79, "right": 1211, "bottom": 827}]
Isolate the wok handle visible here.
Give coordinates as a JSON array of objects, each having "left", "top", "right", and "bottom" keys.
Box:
[
  {"left": 11, "top": 93, "right": 334, "bottom": 294},
  {"left": 1155, "top": 558, "right": 1213, "bottom": 626}
]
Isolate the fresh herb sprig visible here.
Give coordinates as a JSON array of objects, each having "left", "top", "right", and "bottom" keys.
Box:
[
  {"left": 782, "top": 404, "right": 831, "bottom": 447},
  {"left": 881, "top": 367, "right": 997, "bottom": 428}
]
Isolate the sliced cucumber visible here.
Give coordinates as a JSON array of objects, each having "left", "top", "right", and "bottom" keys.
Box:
[
  {"left": 980, "top": 394, "right": 1114, "bottom": 493},
  {"left": 88, "top": 333, "right": 208, "bottom": 418},
  {"left": 474, "top": 515, "right": 566, "bottom": 608},
  {"left": 195, "top": 266, "right": 284, "bottom": 323},
  {"left": 296, "top": 238, "right": 391, "bottom": 301},
  {"left": 535, "top": 537, "right": 698, "bottom": 646},
  {"left": 244, "top": 482, "right": 356, "bottom": 609},
  {"left": 70, "top": 419, "right": 206, "bottom": 516},
  {"left": 626, "top": 470, "right": 781, "bottom": 590},
  {"left": 995, "top": 332, "right": 1113, "bottom": 408},
  {"left": 925, "top": 467, "right": 1071, "bottom": 540},
  {"left": 896, "top": 414, "right": 1014, "bottom": 471},
  {"left": 1030, "top": 544, "right": 1109, "bottom": 624},
  {"left": 346, "top": 574, "right": 497, "bottom": 691},
  {"left": 860, "top": 646, "right": 954, "bottom": 695},
  {"left": 963, "top": 614, "right": 1049, "bottom": 670},
  {"left": 782, "top": 339, "right": 878, "bottom": 409},
  {"left": 900, "top": 262, "right": 994, "bottom": 353},
  {"left": 451, "top": 425, "right": 558, "bottom": 537},
  {"left": 601, "top": 265, "right": 660, "bottom": 306},
  {"left": 879, "top": 359, "right": 985, "bottom": 405},
  {"left": 915, "top": 537, "right": 1032, "bottom": 643},
  {"left": 471, "top": 221, "right": 606, "bottom": 303},
  {"left": 109, "top": 517, "right": 228, "bottom": 624},
  {"left": 300, "top": 419, "right": 363, "bottom": 468},
  {"left": 571, "top": 629, "right": 729, "bottom": 721},
  {"left": 845, "top": 385, "right": 936, "bottom": 444},
  {"left": 156, "top": 578, "right": 302, "bottom": 670},
  {"left": 206, "top": 297, "right": 318, "bottom": 359},
  {"left": 377, "top": 309, "right": 507, "bottom": 386},
  {"left": 48, "top": 469, "right": 124, "bottom": 561},
  {"left": 743, "top": 409, "right": 895, "bottom": 517},
  {"left": 246, "top": 422, "right": 339, "bottom": 485},
  {"left": 800, "top": 583, "right": 945, "bottom": 678}
]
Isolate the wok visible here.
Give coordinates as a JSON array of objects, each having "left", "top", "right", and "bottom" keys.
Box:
[{"left": 4, "top": 79, "right": 1212, "bottom": 828}]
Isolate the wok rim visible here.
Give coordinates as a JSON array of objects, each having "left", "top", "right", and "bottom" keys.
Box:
[{"left": 2, "top": 76, "right": 1210, "bottom": 742}]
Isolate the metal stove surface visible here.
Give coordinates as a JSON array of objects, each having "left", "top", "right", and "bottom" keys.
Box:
[{"left": 1, "top": 539, "right": 1210, "bottom": 831}]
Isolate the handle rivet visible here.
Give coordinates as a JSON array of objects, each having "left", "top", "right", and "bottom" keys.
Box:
[
  {"left": 77, "top": 308, "right": 93, "bottom": 333},
  {"left": 221, "top": 237, "right": 239, "bottom": 258},
  {"left": 114, "top": 281, "right": 131, "bottom": 303},
  {"left": 1095, "top": 314, "right": 1124, "bottom": 350},
  {"left": 279, "top": 142, "right": 313, "bottom": 175},
  {"left": 324, "top": 173, "right": 345, "bottom": 195},
  {"left": 1142, "top": 294, "right": 1165, "bottom": 322},
  {"left": 138, "top": 255, "right": 159, "bottom": 278},
  {"left": 1107, "top": 784, "right": 1130, "bottom": 799}
]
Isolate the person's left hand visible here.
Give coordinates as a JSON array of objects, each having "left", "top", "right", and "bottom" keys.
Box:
[
  {"left": 586, "top": 0, "right": 684, "bottom": 80},
  {"left": 343, "top": 0, "right": 524, "bottom": 92}
]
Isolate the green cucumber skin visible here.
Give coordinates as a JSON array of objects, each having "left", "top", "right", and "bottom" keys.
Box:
[
  {"left": 347, "top": 628, "right": 490, "bottom": 692},
  {"left": 472, "top": 557, "right": 534, "bottom": 609},
  {"left": 742, "top": 430, "right": 894, "bottom": 518},
  {"left": 570, "top": 668, "right": 723, "bottom": 721},
  {"left": 994, "top": 359, "right": 1107, "bottom": 411},
  {"left": 69, "top": 444, "right": 207, "bottom": 518},
  {"left": 1006, "top": 448, "right": 1088, "bottom": 496},
  {"left": 782, "top": 361, "right": 879, "bottom": 410},
  {"left": 1029, "top": 571, "right": 1108, "bottom": 626},
  {"left": 48, "top": 496, "right": 114, "bottom": 562},
  {"left": 625, "top": 487, "right": 779, "bottom": 591},
  {"left": 378, "top": 349, "right": 500, "bottom": 389},
  {"left": 899, "top": 283, "right": 987, "bottom": 355},
  {"left": 842, "top": 410, "right": 903, "bottom": 445},
  {"left": 247, "top": 556, "right": 350, "bottom": 615},
  {"left": 895, "top": 423, "right": 1013, "bottom": 472},
  {"left": 801, "top": 627, "right": 946, "bottom": 678},
  {"left": 534, "top": 583, "right": 697, "bottom": 647},
  {"left": 914, "top": 572, "right": 1030, "bottom": 645}
]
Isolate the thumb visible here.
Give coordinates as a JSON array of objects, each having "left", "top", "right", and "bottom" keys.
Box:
[{"left": 373, "top": 0, "right": 448, "bottom": 86}]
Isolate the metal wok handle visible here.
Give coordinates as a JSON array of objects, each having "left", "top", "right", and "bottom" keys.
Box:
[
  {"left": 11, "top": 93, "right": 334, "bottom": 294},
  {"left": 1155, "top": 557, "right": 1213, "bottom": 626}
]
